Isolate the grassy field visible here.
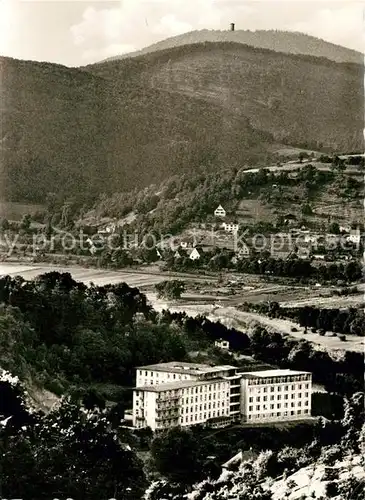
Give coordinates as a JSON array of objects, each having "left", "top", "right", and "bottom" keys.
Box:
[{"left": 0, "top": 202, "right": 44, "bottom": 221}]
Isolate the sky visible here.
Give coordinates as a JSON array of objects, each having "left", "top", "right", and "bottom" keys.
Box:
[{"left": 0, "top": 0, "right": 363, "bottom": 67}]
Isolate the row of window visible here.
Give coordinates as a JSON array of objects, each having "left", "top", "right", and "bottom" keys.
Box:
[
  {"left": 248, "top": 375, "right": 311, "bottom": 385},
  {"left": 181, "top": 401, "right": 227, "bottom": 413},
  {"left": 249, "top": 392, "right": 309, "bottom": 402},
  {"left": 248, "top": 400, "right": 309, "bottom": 412},
  {"left": 183, "top": 409, "right": 228, "bottom": 423},
  {"left": 248, "top": 384, "right": 310, "bottom": 393},
  {"left": 184, "top": 392, "right": 229, "bottom": 403},
  {"left": 247, "top": 409, "right": 309, "bottom": 419}
]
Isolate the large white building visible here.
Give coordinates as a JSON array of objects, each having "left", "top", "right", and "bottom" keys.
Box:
[{"left": 133, "top": 363, "right": 312, "bottom": 431}]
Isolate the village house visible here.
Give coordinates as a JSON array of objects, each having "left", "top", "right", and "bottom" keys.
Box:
[
  {"left": 346, "top": 229, "right": 361, "bottom": 245},
  {"left": 221, "top": 222, "right": 240, "bottom": 233},
  {"left": 283, "top": 214, "right": 297, "bottom": 226},
  {"left": 236, "top": 242, "right": 251, "bottom": 259},
  {"left": 174, "top": 250, "right": 182, "bottom": 259},
  {"left": 188, "top": 247, "right": 202, "bottom": 261},
  {"left": 214, "top": 339, "right": 230, "bottom": 350},
  {"left": 180, "top": 235, "right": 197, "bottom": 249},
  {"left": 214, "top": 205, "right": 226, "bottom": 218},
  {"left": 339, "top": 224, "right": 351, "bottom": 233}
]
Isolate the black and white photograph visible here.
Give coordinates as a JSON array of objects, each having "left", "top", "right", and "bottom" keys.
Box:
[{"left": 0, "top": 1, "right": 364, "bottom": 499}]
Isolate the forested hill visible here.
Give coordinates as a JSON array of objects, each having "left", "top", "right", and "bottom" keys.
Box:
[
  {"left": 102, "top": 29, "right": 363, "bottom": 65},
  {"left": 0, "top": 42, "right": 362, "bottom": 203}
]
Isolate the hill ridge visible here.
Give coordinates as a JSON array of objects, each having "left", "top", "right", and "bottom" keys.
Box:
[{"left": 100, "top": 29, "right": 363, "bottom": 65}]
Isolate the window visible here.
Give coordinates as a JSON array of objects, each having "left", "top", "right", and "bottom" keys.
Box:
[
  {"left": 304, "top": 409, "right": 309, "bottom": 414},
  {"left": 257, "top": 396, "right": 261, "bottom": 402},
  {"left": 270, "top": 395, "right": 274, "bottom": 401},
  {"left": 284, "top": 403, "right": 288, "bottom": 408},
  {"left": 263, "top": 396, "right": 267, "bottom": 402},
  {"left": 276, "top": 412, "right": 280, "bottom": 416},
  {"left": 249, "top": 397, "right": 253, "bottom": 402},
  {"left": 270, "top": 404, "right": 274, "bottom": 409},
  {"left": 298, "top": 384, "right": 302, "bottom": 389},
  {"left": 277, "top": 386, "right": 281, "bottom": 391},
  {"left": 291, "top": 410, "right": 294, "bottom": 415},
  {"left": 284, "top": 385, "right": 288, "bottom": 390},
  {"left": 173, "top": 374, "right": 176, "bottom": 379},
  {"left": 263, "top": 387, "right": 267, "bottom": 393},
  {"left": 305, "top": 384, "right": 309, "bottom": 389},
  {"left": 271, "top": 387, "right": 275, "bottom": 392},
  {"left": 291, "top": 402, "right": 295, "bottom": 407},
  {"left": 284, "top": 394, "right": 288, "bottom": 400},
  {"left": 249, "top": 405, "right": 253, "bottom": 411},
  {"left": 305, "top": 392, "right": 309, "bottom": 397},
  {"left": 278, "top": 395, "right": 281, "bottom": 400},
  {"left": 305, "top": 400, "right": 309, "bottom": 406},
  {"left": 277, "top": 403, "right": 281, "bottom": 409},
  {"left": 291, "top": 394, "right": 295, "bottom": 399},
  {"left": 256, "top": 405, "right": 260, "bottom": 411}
]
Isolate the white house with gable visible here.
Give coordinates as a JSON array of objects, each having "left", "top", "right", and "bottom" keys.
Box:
[
  {"left": 214, "top": 205, "right": 226, "bottom": 218},
  {"left": 222, "top": 222, "right": 240, "bottom": 233},
  {"left": 347, "top": 229, "right": 361, "bottom": 244},
  {"left": 188, "top": 248, "right": 201, "bottom": 261}
]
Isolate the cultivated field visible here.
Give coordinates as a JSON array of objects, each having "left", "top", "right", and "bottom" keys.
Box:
[
  {"left": 0, "top": 263, "right": 362, "bottom": 353},
  {"left": 0, "top": 202, "right": 44, "bottom": 221}
]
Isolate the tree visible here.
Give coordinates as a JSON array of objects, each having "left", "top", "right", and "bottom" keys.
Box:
[
  {"left": 302, "top": 203, "right": 313, "bottom": 215},
  {"left": 2, "top": 396, "right": 147, "bottom": 500},
  {"left": 0, "top": 218, "right": 9, "bottom": 231},
  {"left": 155, "top": 280, "right": 186, "bottom": 300},
  {"left": 328, "top": 222, "right": 340, "bottom": 234},
  {"left": 20, "top": 213, "right": 32, "bottom": 232},
  {"left": 150, "top": 427, "right": 203, "bottom": 483}
]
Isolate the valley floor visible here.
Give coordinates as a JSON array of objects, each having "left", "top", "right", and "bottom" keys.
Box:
[{"left": 0, "top": 262, "right": 362, "bottom": 353}]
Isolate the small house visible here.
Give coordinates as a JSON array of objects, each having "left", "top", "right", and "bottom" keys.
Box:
[
  {"left": 188, "top": 247, "right": 202, "bottom": 261},
  {"left": 236, "top": 242, "right": 251, "bottom": 259},
  {"left": 347, "top": 229, "right": 361, "bottom": 244},
  {"left": 215, "top": 339, "right": 230, "bottom": 350},
  {"left": 214, "top": 205, "right": 226, "bottom": 218},
  {"left": 339, "top": 224, "right": 351, "bottom": 234},
  {"left": 222, "top": 222, "right": 240, "bottom": 233}
]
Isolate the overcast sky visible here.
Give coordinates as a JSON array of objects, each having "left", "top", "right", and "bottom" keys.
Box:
[{"left": 0, "top": 0, "right": 363, "bottom": 67}]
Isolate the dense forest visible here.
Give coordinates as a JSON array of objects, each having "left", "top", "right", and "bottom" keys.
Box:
[
  {"left": 3, "top": 36, "right": 362, "bottom": 203},
  {"left": 2, "top": 370, "right": 363, "bottom": 499},
  {"left": 0, "top": 272, "right": 362, "bottom": 401},
  {"left": 243, "top": 302, "right": 364, "bottom": 337},
  {"left": 0, "top": 272, "right": 364, "bottom": 499}
]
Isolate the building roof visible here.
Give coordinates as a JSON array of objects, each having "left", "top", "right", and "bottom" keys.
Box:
[
  {"left": 134, "top": 378, "right": 227, "bottom": 393},
  {"left": 136, "top": 361, "right": 236, "bottom": 375},
  {"left": 241, "top": 369, "right": 311, "bottom": 378}
]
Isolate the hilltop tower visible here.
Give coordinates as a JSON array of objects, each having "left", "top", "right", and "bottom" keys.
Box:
[{"left": 230, "top": 23, "right": 235, "bottom": 31}]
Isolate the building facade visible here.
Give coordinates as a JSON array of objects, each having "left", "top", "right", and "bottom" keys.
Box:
[
  {"left": 133, "top": 363, "right": 312, "bottom": 430},
  {"left": 222, "top": 222, "right": 240, "bottom": 233},
  {"left": 214, "top": 205, "right": 226, "bottom": 218},
  {"left": 240, "top": 370, "right": 312, "bottom": 423}
]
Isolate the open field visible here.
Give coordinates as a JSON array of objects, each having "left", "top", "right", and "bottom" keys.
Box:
[
  {"left": 0, "top": 263, "right": 219, "bottom": 289},
  {"left": 152, "top": 301, "right": 364, "bottom": 354},
  {"left": 0, "top": 202, "right": 44, "bottom": 221},
  {"left": 0, "top": 263, "right": 362, "bottom": 353}
]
